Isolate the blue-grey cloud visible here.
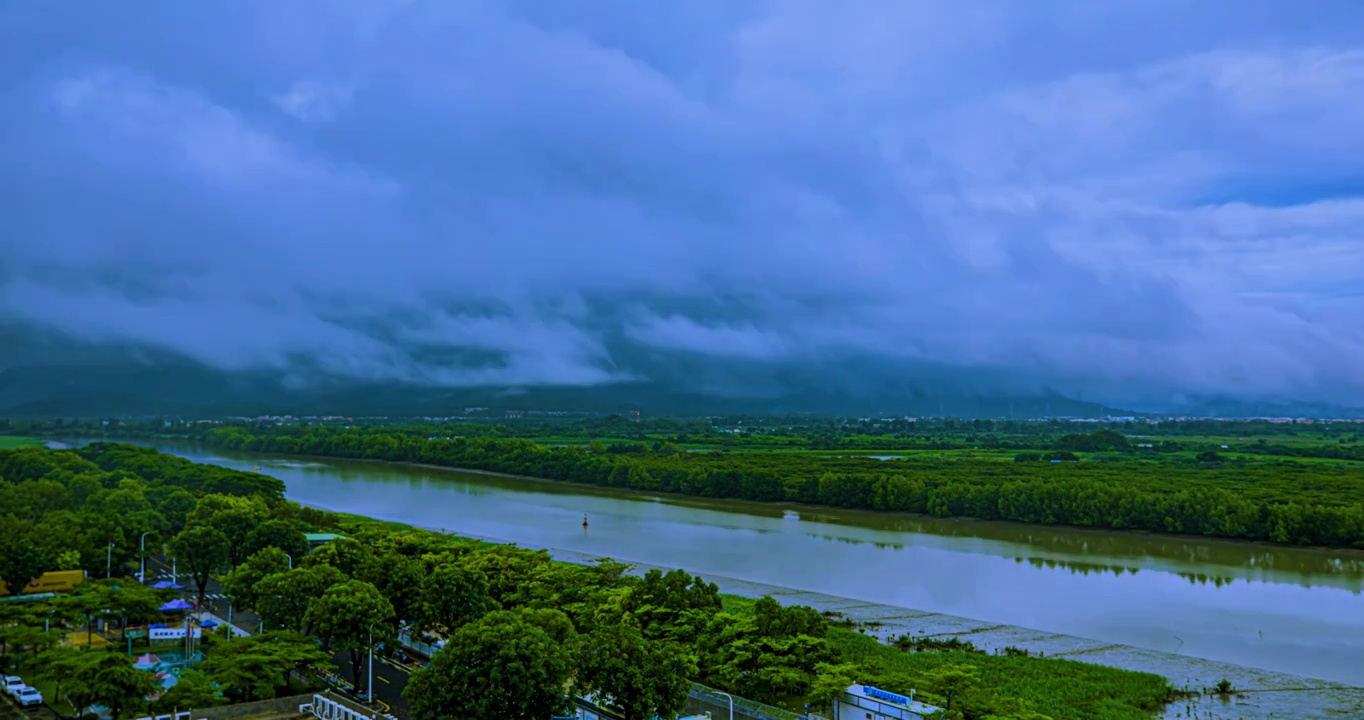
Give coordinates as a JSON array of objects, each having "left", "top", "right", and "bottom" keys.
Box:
[{"left": 2, "top": 0, "right": 1363, "bottom": 406}]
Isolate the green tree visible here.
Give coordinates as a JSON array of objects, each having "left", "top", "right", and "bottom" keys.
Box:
[
  {"left": 243, "top": 519, "right": 310, "bottom": 561},
  {"left": 151, "top": 669, "right": 224, "bottom": 712},
  {"left": 808, "top": 663, "right": 858, "bottom": 710},
  {"left": 153, "top": 488, "right": 200, "bottom": 535},
  {"left": 106, "top": 583, "right": 170, "bottom": 638},
  {"left": 56, "top": 549, "right": 82, "bottom": 570},
  {"left": 405, "top": 610, "right": 573, "bottom": 720},
  {"left": 254, "top": 565, "right": 345, "bottom": 634},
  {"left": 79, "top": 651, "right": 158, "bottom": 720},
  {"left": 305, "top": 580, "right": 395, "bottom": 699},
  {"left": 172, "top": 525, "right": 232, "bottom": 610},
  {"left": 223, "top": 547, "right": 291, "bottom": 610},
  {"left": 61, "top": 581, "right": 116, "bottom": 644},
  {"left": 0, "top": 624, "right": 57, "bottom": 670},
  {"left": 578, "top": 619, "right": 693, "bottom": 720},
  {"left": 187, "top": 495, "right": 269, "bottom": 567},
  {"left": 696, "top": 602, "right": 829, "bottom": 704},
  {"left": 417, "top": 562, "right": 496, "bottom": 638},
  {"left": 34, "top": 646, "right": 86, "bottom": 714},
  {"left": 925, "top": 663, "right": 979, "bottom": 712},
  {"left": 0, "top": 519, "right": 48, "bottom": 595},
  {"left": 302, "top": 537, "right": 371, "bottom": 578},
  {"left": 362, "top": 550, "right": 425, "bottom": 635},
  {"left": 197, "top": 631, "right": 331, "bottom": 702}
]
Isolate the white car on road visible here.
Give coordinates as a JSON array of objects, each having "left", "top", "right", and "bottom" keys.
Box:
[
  {"left": 1, "top": 676, "right": 24, "bottom": 697},
  {"left": 14, "top": 686, "right": 43, "bottom": 707}
]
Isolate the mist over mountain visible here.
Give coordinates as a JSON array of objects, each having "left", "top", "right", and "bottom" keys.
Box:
[{"left": 3, "top": 2, "right": 1364, "bottom": 416}]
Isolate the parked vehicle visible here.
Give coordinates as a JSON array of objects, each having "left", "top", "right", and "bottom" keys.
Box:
[
  {"left": 14, "top": 686, "right": 42, "bottom": 707},
  {"left": 1, "top": 676, "right": 24, "bottom": 697}
]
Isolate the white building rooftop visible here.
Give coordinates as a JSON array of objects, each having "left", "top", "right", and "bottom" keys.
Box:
[{"left": 842, "top": 684, "right": 943, "bottom": 719}]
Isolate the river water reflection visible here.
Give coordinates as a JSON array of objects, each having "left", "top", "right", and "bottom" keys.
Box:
[{"left": 67, "top": 438, "right": 1364, "bottom": 685}]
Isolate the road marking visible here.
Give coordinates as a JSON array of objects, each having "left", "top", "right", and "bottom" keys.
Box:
[{"left": 377, "top": 676, "right": 391, "bottom": 684}]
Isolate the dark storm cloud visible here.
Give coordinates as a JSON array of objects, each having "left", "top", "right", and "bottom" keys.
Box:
[{"left": 2, "top": 0, "right": 1364, "bottom": 404}]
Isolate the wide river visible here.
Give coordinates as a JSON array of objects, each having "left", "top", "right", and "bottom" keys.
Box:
[{"left": 69, "top": 438, "right": 1364, "bottom": 685}]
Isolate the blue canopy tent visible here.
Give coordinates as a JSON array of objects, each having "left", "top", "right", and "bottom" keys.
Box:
[
  {"left": 159, "top": 599, "right": 194, "bottom": 612},
  {"left": 150, "top": 580, "right": 184, "bottom": 590}
]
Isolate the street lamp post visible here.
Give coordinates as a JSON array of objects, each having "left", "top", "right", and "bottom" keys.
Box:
[
  {"left": 284, "top": 553, "right": 293, "bottom": 570},
  {"left": 106, "top": 540, "right": 114, "bottom": 578},
  {"left": 139, "top": 532, "right": 153, "bottom": 583},
  {"left": 714, "top": 690, "right": 734, "bottom": 720},
  {"left": 367, "top": 622, "right": 376, "bottom": 703}
]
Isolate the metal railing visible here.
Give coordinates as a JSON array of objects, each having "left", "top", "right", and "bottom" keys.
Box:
[
  {"left": 133, "top": 712, "right": 196, "bottom": 720},
  {"left": 302, "top": 693, "right": 397, "bottom": 720},
  {"left": 687, "top": 683, "right": 806, "bottom": 720}
]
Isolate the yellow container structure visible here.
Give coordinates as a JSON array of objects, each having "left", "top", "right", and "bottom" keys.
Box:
[{"left": 0, "top": 569, "right": 86, "bottom": 596}]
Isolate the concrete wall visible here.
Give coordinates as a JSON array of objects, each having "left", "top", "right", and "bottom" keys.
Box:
[{"left": 191, "top": 694, "right": 316, "bottom": 720}]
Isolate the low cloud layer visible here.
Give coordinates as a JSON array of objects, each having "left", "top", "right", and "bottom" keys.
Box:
[{"left": 2, "top": 1, "right": 1363, "bottom": 406}]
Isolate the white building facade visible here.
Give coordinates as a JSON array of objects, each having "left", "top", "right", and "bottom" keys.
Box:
[{"left": 832, "top": 684, "right": 942, "bottom": 720}]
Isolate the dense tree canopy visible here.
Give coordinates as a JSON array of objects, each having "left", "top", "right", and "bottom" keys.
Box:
[
  {"left": 200, "top": 426, "right": 1364, "bottom": 548},
  {"left": 406, "top": 609, "right": 574, "bottom": 720}
]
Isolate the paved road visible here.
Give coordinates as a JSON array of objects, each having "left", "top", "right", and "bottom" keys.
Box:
[
  {"left": 0, "top": 692, "right": 59, "bottom": 720},
  {"left": 330, "top": 651, "right": 412, "bottom": 719}
]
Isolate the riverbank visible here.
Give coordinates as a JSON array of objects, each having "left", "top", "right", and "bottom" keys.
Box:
[
  {"left": 362, "top": 456, "right": 1364, "bottom": 559},
  {"left": 202, "top": 426, "right": 1364, "bottom": 549},
  {"left": 38, "top": 438, "right": 1364, "bottom": 715},
  {"left": 327, "top": 508, "right": 1362, "bottom": 720}
]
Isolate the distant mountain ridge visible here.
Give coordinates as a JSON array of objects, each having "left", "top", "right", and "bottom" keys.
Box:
[{"left": 0, "top": 361, "right": 1132, "bottom": 419}]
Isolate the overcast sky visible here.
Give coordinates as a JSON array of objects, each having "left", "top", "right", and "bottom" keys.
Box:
[{"left": 2, "top": 1, "right": 1363, "bottom": 405}]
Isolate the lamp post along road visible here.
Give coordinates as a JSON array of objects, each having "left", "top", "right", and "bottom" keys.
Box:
[
  {"left": 106, "top": 541, "right": 113, "bottom": 578},
  {"left": 139, "top": 532, "right": 152, "bottom": 583},
  {"left": 285, "top": 553, "right": 293, "bottom": 570},
  {"left": 714, "top": 690, "right": 734, "bottom": 720},
  {"left": 367, "top": 622, "right": 376, "bottom": 703}
]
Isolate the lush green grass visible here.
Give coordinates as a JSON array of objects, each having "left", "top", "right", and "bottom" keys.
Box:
[
  {"left": 830, "top": 629, "right": 1175, "bottom": 720},
  {"left": 0, "top": 435, "right": 42, "bottom": 449},
  {"left": 29, "top": 678, "right": 77, "bottom": 715},
  {"left": 721, "top": 595, "right": 1174, "bottom": 720}
]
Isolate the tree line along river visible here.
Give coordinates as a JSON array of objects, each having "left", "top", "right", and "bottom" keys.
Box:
[{"left": 55, "top": 437, "right": 1364, "bottom": 688}]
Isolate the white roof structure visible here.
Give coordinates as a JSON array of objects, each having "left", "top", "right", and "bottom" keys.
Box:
[{"left": 840, "top": 684, "right": 943, "bottom": 719}]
